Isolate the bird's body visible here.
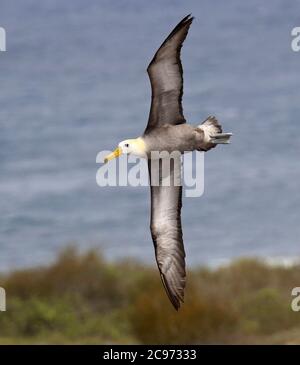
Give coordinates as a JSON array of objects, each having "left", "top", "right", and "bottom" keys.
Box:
[
  {"left": 145, "top": 124, "right": 199, "bottom": 153},
  {"left": 104, "top": 15, "right": 232, "bottom": 310},
  {"left": 143, "top": 118, "right": 222, "bottom": 155}
]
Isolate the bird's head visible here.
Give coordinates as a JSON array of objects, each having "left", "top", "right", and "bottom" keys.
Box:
[{"left": 104, "top": 138, "right": 146, "bottom": 163}]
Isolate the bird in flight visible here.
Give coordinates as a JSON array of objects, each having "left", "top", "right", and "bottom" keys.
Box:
[{"left": 104, "top": 15, "right": 232, "bottom": 310}]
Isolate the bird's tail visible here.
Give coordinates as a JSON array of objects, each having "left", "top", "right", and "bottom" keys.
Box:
[{"left": 197, "top": 116, "right": 232, "bottom": 145}]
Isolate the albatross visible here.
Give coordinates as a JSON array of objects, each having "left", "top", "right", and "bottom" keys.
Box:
[{"left": 104, "top": 15, "right": 232, "bottom": 310}]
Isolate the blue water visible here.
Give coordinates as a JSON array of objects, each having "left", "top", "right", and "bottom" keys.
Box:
[{"left": 0, "top": 0, "right": 300, "bottom": 271}]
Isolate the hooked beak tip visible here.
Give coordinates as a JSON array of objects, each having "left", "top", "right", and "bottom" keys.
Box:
[{"left": 103, "top": 146, "right": 122, "bottom": 163}]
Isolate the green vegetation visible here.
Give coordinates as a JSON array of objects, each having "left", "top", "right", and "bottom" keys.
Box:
[{"left": 1, "top": 247, "right": 300, "bottom": 344}]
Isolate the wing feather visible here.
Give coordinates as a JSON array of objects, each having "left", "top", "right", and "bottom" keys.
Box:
[
  {"left": 144, "top": 15, "right": 194, "bottom": 133},
  {"left": 148, "top": 157, "right": 186, "bottom": 310}
]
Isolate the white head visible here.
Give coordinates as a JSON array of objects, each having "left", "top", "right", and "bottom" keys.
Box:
[{"left": 104, "top": 138, "right": 146, "bottom": 163}]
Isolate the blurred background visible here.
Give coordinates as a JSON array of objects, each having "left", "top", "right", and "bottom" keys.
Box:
[{"left": 0, "top": 0, "right": 300, "bottom": 344}]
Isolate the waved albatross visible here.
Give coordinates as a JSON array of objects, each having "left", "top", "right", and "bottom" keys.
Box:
[{"left": 104, "top": 15, "right": 232, "bottom": 310}]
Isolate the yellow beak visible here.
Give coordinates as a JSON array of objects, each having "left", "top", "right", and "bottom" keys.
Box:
[{"left": 104, "top": 147, "right": 122, "bottom": 163}]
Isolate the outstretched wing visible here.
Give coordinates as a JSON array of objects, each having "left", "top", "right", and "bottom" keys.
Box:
[
  {"left": 144, "top": 15, "right": 194, "bottom": 133},
  {"left": 148, "top": 156, "right": 186, "bottom": 310}
]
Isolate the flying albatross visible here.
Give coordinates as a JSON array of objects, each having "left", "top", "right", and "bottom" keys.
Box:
[{"left": 104, "top": 15, "right": 232, "bottom": 310}]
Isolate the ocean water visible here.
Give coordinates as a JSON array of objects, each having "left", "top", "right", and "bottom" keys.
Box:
[{"left": 0, "top": 0, "right": 300, "bottom": 271}]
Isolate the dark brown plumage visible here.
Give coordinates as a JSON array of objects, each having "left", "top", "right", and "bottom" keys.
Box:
[{"left": 144, "top": 15, "right": 193, "bottom": 133}]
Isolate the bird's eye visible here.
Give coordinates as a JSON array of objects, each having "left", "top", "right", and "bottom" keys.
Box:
[{"left": 125, "top": 143, "right": 129, "bottom": 148}]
